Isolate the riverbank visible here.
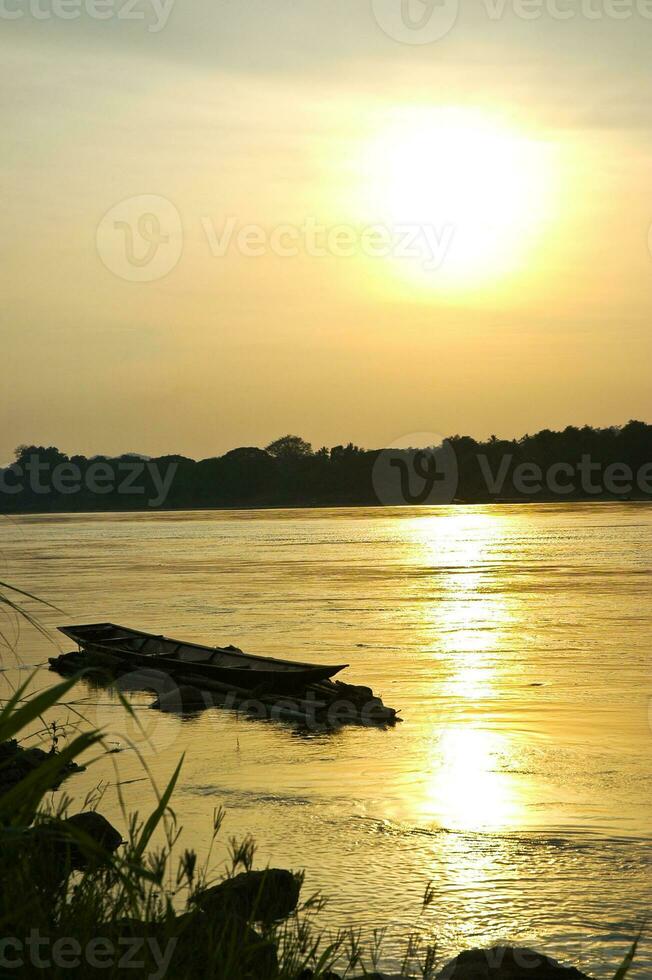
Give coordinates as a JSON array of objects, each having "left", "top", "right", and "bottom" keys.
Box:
[{"left": 0, "top": 737, "right": 609, "bottom": 979}]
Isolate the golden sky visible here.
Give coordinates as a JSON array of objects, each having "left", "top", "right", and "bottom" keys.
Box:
[{"left": 2, "top": 2, "right": 651, "bottom": 461}]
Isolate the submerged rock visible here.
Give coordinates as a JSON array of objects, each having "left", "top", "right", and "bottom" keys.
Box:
[
  {"left": 49, "top": 650, "right": 400, "bottom": 729},
  {"left": 0, "top": 739, "right": 83, "bottom": 798},
  {"left": 435, "top": 947, "right": 593, "bottom": 979},
  {"left": 48, "top": 651, "right": 86, "bottom": 675},
  {"left": 62, "top": 811, "right": 123, "bottom": 866},
  {"left": 48, "top": 649, "right": 124, "bottom": 677},
  {"left": 16, "top": 811, "right": 123, "bottom": 897},
  {"left": 333, "top": 680, "right": 374, "bottom": 702},
  {"left": 300, "top": 973, "right": 411, "bottom": 980},
  {"left": 84, "top": 649, "right": 127, "bottom": 671},
  {"left": 151, "top": 685, "right": 208, "bottom": 712},
  {"left": 30, "top": 811, "right": 122, "bottom": 879},
  {"left": 194, "top": 868, "right": 302, "bottom": 924},
  {"left": 310, "top": 974, "right": 410, "bottom": 980},
  {"left": 297, "top": 971, "right": 344, "bottom": 980}
]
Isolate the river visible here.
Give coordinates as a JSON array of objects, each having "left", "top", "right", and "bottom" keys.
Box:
[{"left": 1, "top": 503, "right": 651, "bottom": 976}]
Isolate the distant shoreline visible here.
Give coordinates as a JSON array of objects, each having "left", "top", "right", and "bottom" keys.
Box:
[
  {"left": 3, "top": 496, "right": 652, "bottom": 519},
  {"left": 4, "top": 423, "right": 652, "bottom": 514}
]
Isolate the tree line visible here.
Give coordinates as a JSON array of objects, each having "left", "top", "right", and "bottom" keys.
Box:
[{"left": 1, "top": 423, "right": 651, "bottom": 513}]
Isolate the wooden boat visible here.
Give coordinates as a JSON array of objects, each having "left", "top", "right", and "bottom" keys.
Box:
[{"left": 57, "top": 623, "right": 348, "bottom": 691}]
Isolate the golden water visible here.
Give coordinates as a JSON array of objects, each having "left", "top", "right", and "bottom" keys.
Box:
[{"left": 2, "top": 504, "right": 651, "bottom": 976}]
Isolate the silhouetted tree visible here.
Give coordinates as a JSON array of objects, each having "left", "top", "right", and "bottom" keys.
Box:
[
  {"left": 265, "top": 436, "right": 313, "bottom": 459},
  {"left": 15, "top": 445, "right": 68, "bottom": 466}
]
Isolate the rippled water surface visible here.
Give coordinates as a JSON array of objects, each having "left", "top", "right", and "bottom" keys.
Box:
[{"left": 2, "top": 504, "right": 651, "bottom": 976}]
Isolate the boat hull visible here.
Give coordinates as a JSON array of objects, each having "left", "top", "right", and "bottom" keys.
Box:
[{"left": 57, "top": 623, "right": 347, "bottom": 691}]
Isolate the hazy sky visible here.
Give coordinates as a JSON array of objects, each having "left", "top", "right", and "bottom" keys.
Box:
[{"left": 2, "top": 0, "right": 651, "bottom": 462}]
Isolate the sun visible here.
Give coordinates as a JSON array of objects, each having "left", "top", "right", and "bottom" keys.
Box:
[{"left": 359, "top": 107, "right": 557, "bottom": 292}]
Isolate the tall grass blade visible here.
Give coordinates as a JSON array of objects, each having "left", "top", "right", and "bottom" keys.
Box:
[
  {"left": 0, "top": 674, "right": 80, "bottom": 742},
  {"left": 613, "top": 926, "right": 645, "bottom": 980},
  {"left": 0, "top": 730, "right": 102, "bottom": 825},
  {"left": 133, "top": 756, "right": 184, "bottom": 859}
]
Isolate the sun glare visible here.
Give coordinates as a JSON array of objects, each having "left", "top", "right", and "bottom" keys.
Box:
[{"left": 361, "top": 107, "right": 557, "bottom": 292}]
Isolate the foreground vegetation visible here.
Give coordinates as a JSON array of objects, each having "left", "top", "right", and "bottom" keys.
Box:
[{"left": 1, "top": 672, "right": 415, "bottom": 978}]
